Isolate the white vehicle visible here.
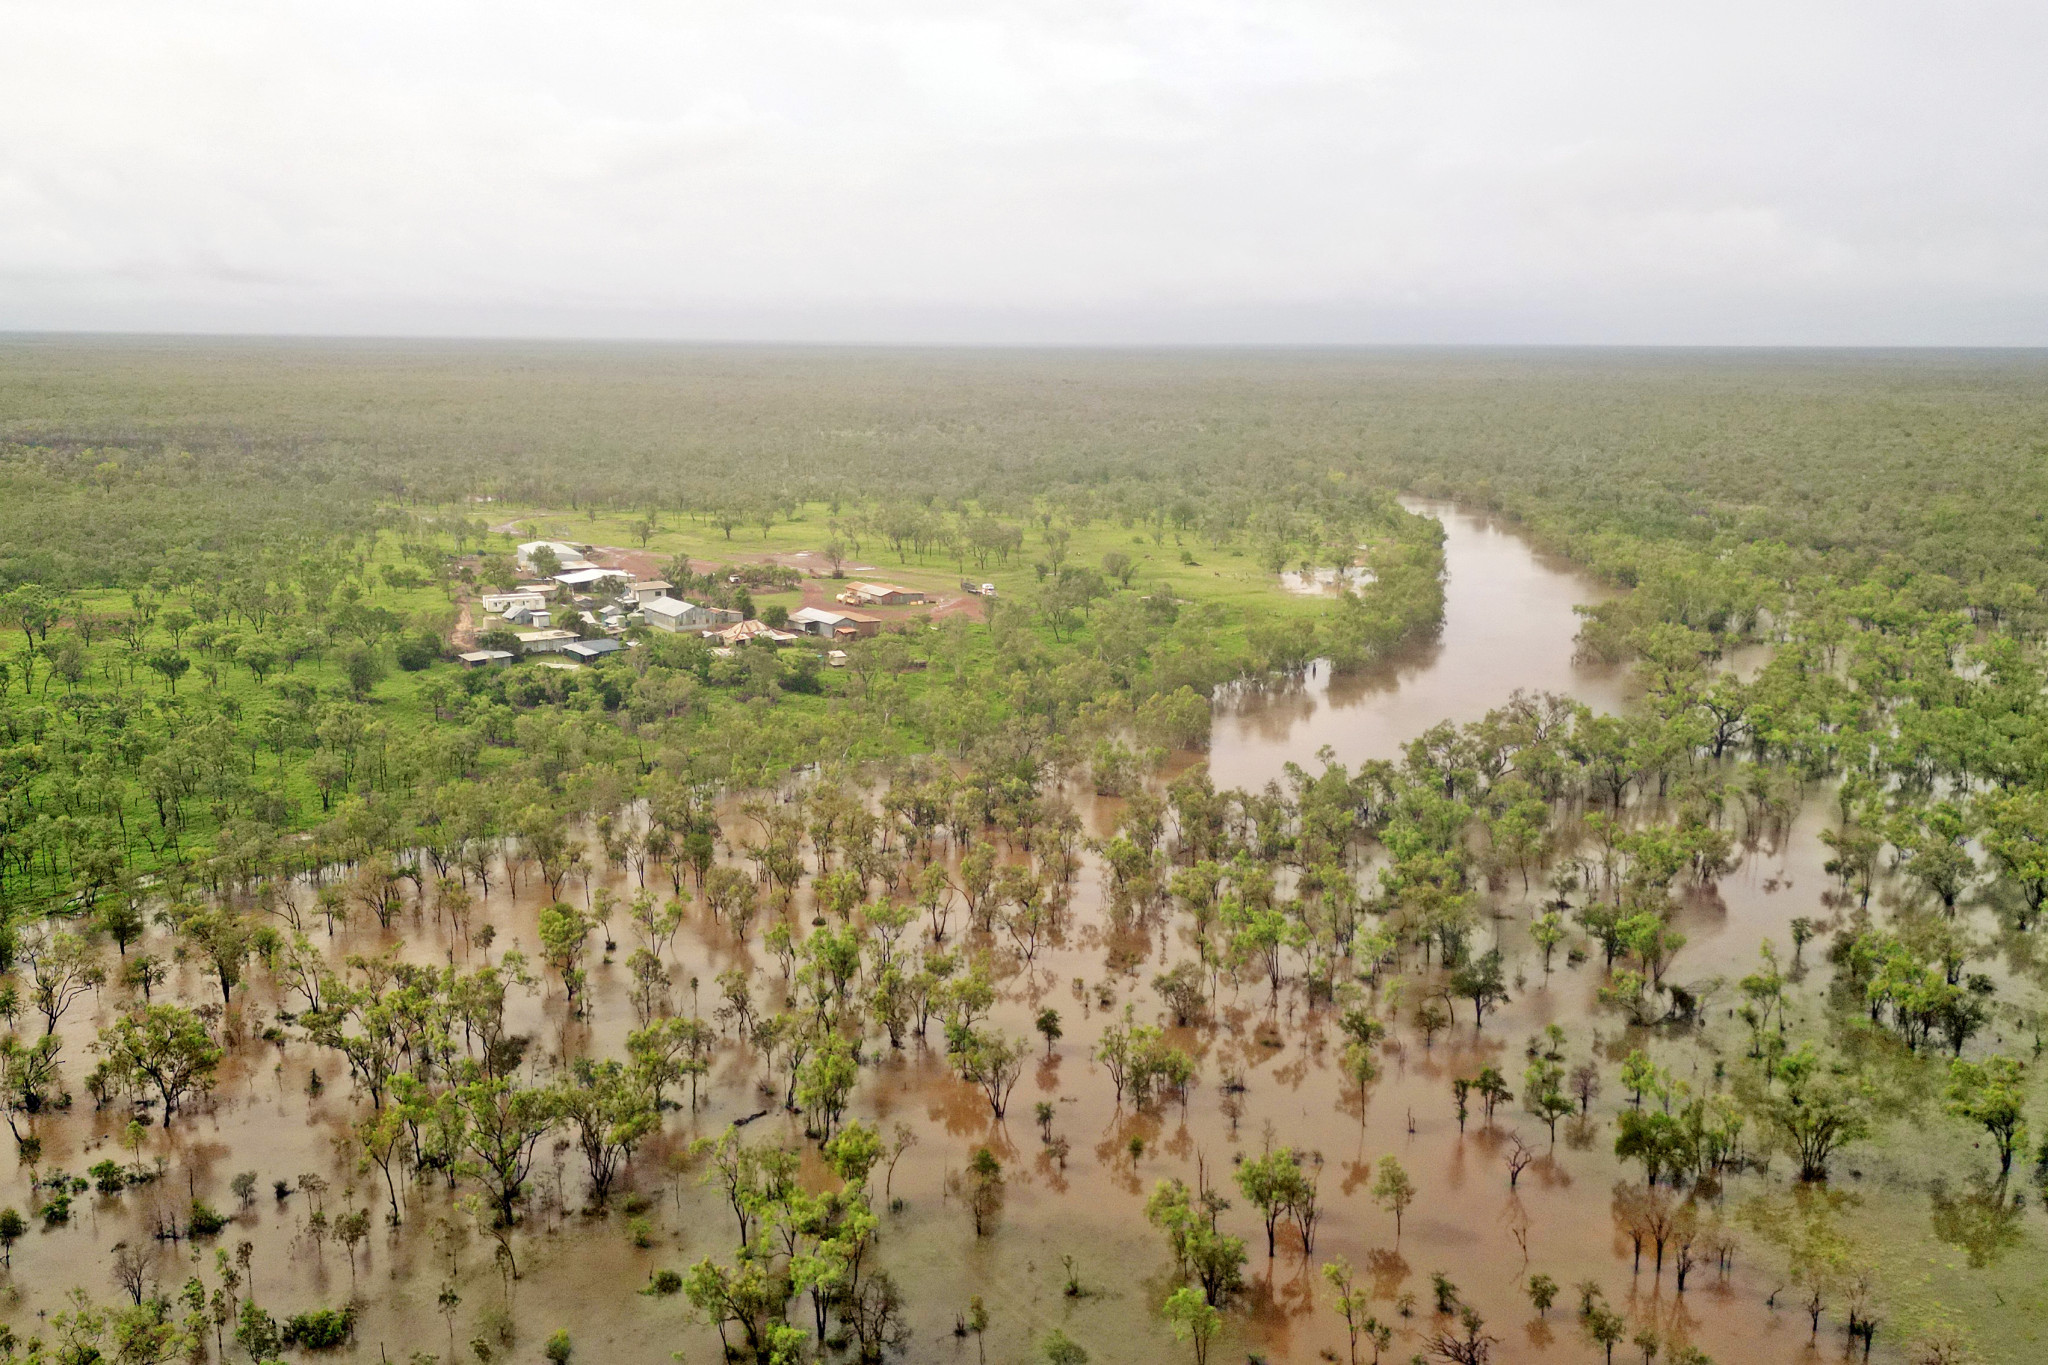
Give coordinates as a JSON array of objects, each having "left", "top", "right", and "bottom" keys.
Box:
[{"left": 979, "top": 583, "right": 997, "bottom": 597}]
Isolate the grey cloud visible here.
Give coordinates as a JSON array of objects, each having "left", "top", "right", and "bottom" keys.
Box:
[{"left": 1, "top": 0, "right": 2043, "bottom": 342}]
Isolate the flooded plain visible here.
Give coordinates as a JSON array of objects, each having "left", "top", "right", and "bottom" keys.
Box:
[{"left": 0, "top": 506, "right": 1986, "bottom": 1364}]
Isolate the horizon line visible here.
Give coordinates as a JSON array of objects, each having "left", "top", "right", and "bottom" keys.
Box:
[{"left": 5, "top": 330, "right": 2048, "bottom": 355}]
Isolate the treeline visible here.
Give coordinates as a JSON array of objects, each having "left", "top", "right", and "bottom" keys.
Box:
[
  {"left": 0, "top": 341, "right": 1430, "bottom": 591},
  {"left": 0, "top": 443, "right": 396, "bottom": 592},
  {"left": 7, "top": 344, "right": 2042, "bottom": 596}
]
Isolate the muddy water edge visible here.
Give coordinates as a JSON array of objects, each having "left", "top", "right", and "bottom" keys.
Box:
[{"left": 1, "top": 504, "right": 1967, "bottom": 1364}]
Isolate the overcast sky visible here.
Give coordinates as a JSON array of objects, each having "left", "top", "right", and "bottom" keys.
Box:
[{"left": 3, "top": 1, "right": 2044, "bottom": 344}]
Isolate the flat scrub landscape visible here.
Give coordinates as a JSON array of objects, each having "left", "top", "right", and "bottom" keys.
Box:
[{"left": 0, "top": 341, "right": 2045, "bottom": 1365}]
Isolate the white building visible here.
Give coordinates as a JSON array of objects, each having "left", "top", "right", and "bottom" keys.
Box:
[
  {"left": 553, "top": 566, "right": 630, "bottom": 592},
  {"left": 788, "top": 606, "right": 849, "bottom": 637},
  {"left": 642, "top": 597, "right": 741, "bottom": 633},
  {"left": 514, "top": 629, "right": 580, "bottom": 654},
  {"left": 479, "top": 590, "right": 548, "bottom": 615}
]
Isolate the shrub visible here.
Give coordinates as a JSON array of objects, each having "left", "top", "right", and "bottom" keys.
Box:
[
  {"left": 1041, "top": 1329, "right": 1089, "bottom": 1365},
  {"left": 281, "top": 1306, "right": 356, "bottom": 1349},
  {"left": 544, "top": 1329, "right": 573, "bottom": 1363},
  {"left": 644, "top": 1269, "right": 682, "bottom": 1296},
  {"left": 339, "top": 644, "right": 386, "bottom": 698},
  {"left": 474, "top": 1306, "right": 515, "bottom": 1348},
  {"left": 395, "top": 632, "right": 440, "bottom": 671},
  {"left": 188, "top": 1200, "right": 229, "bottom": 1236}
]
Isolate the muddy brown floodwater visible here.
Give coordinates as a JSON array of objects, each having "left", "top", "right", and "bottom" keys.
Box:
[
  {"left": 1211, "top": 500, "right": 1632, "bottom": 792},
  {"left": 3, "top": 504, "right": 1872, "bottom": 1365}
]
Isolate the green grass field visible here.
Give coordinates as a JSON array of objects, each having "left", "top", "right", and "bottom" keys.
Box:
[{"left": 484, "top": 497, "right": 1363, "bottom": 636}]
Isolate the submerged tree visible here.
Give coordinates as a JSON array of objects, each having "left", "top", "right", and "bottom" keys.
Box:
[
  {"left": 1945, "top": 1055, "right": 2027, "bottom": 1178},
  {"left": 1372, "top": 1157, "right": 1415, "bottom": 1241},
  {"left": 1746, "top": 1045, "right": 1873, "bottom": 1182},
  {"left": 96, "top": 1006, "right": 222, "bottom": 1127}
]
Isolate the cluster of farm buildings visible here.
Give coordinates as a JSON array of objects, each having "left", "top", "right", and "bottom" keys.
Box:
[{"left": 456, "top": 540, "right": 934, "bottom": 669}]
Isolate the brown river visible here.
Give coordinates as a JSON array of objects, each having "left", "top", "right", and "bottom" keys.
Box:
[{"left": 2, "top": 505, "right": 1946, "bottom": 1364}]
